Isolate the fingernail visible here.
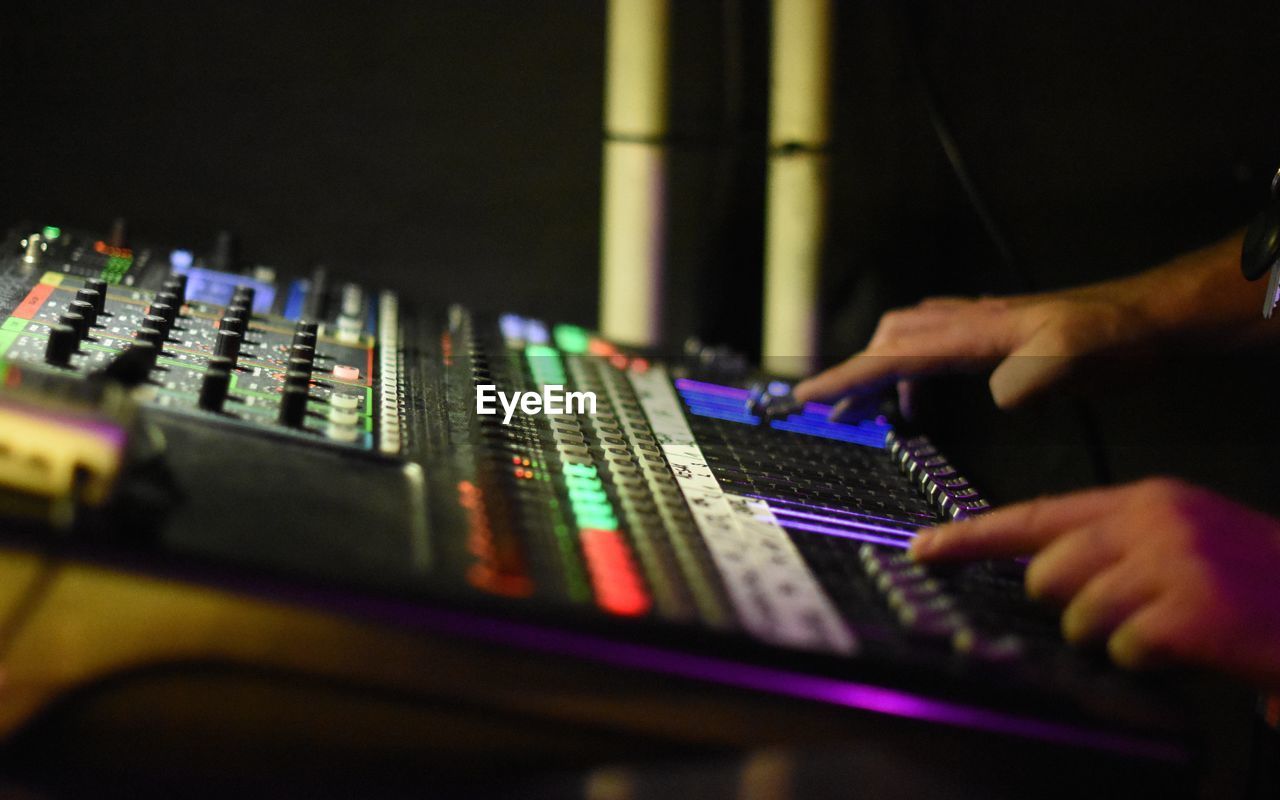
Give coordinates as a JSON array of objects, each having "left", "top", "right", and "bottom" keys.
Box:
[
  {"left": 908, "top": 531, "right": 935, "bottom": 560},
  {"left": 828, "top": 397, "right": 854, "bottom": 422}
]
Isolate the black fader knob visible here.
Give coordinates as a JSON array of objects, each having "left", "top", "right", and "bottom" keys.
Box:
[
  {"left": 219, "top": 314, "right": 247, "bottom": 337},
  {"left": 278, "top": 385, "right": 309, "bottom": 428},
  {"left": 292, "top": 320, "right": 319, "bottom": 348},
  {"left": 284, "top": 369, "right": 311, "bottom": 390},
  {"left": 213, "top": 329, "right": 242, "bottom": 362},
  {"left": 142, "top": 313, "right": 170, "bottom": 339},
  {"left": 232, "top": 286, "right": 255, "bottom": 310},
  {"left": 226, "top": 302, "right": 251, "bottom": 324},
  {"left": 85, "top": 278, "right": 110, "bottom": 314},
  {"left": 60, "top": 311, "right": 88, "bottom": 340},
  {"left": 199, "top": 366, "right": 232, "bottom": 411},
  {"left": 128, "top": 341, "right": 159, "bottom": 372},
  {"left": 148, "top": 303, "right": 177, "bottom": 330},
  {"left": 45, "top": 323, "right": 78, "bottom": 365},
  {"left": 76, "top": 287, "right": 105, "bottom": 317},
  {"left": 153, "top": 293, "right": 181, "bottom": 322},
  {"left": 206, "top": 355, "right": 234, "bottom": 372},
  {"left": 108, "top": 341, "right": 159, "bottom": 384},
  {"left": 164, "top": 274, "right": 188, "bottom": 306},
  {"left": 68, "top": 299, "right": 97, "bottom": 328},
  {"left": 136, "top": 326, "right": 165, "bottom": 348}
]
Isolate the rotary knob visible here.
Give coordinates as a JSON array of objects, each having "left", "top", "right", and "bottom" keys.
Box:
[
  {"left": 278, "top": 385, "right": 310, "bottom": 428},
  {"left": 44, "top": 323, "right": 79, "bottom": 365}
]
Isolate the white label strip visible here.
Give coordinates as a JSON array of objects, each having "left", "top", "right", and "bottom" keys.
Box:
[
  {"left": 377, "top": 291, "right": 403, "bottom": 455},
  {"left": 628, "top": 366, "right": 857, "bottom": 654}
]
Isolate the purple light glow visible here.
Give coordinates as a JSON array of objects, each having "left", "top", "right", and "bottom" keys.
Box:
[
  {"left": 323, "top": 593, "right": 1188, "bottom": 764},
  {"left": 772, "top": 518, "right": 912, "bottom": 549},
  {"left": 766, "top": 506, "right": 916, "bottom": 540},
  {"left": 674, "top": 378, "right": 752, "bottom": 401},
  {"left": 769, "top": 418, "right": 889, "bottom": 448},
  {"left": 750, "top": 494, "right": 936, "bottom": 524}
]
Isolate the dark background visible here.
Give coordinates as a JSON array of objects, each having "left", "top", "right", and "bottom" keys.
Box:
[{"left": 1, "top": 1, "right": 1278, "bottom": 508}]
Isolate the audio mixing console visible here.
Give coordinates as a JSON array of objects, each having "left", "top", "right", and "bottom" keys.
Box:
[{"left": 0, "top": 222, "right": 1244, "bottom": 794}]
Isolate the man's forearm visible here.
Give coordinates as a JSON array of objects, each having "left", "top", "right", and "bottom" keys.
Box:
[{"left": 1094, "top": 230, "right": 1275, "bottom": 348}]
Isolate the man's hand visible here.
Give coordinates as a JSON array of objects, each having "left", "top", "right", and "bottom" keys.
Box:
[
  {"left": 791, "top": 232, "right": 1256, "bottom": 414},
  {"left": 792, "top": 292, "right": 1151, "bottom": 411},
  {"left": 910, "top": 478, "right": 1280, "bottom": 690}
]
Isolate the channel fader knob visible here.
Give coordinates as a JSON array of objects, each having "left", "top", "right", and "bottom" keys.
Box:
[
  {"left": 279, "top": 385, "right": 309, "bottom": 428},
  {"left": 199, "top": 356, "right": 234, "bottom": 412},
  {"left": 76, "top": 287, "right": 105, "bottom": 317},
  {"left": 44, "top": 323, "right": 78, "bottom": 366}
]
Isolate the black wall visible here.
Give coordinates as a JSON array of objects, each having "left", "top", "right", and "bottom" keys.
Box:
[{"left": 2, "top": 1, "right": 1277, "bottom": 506}]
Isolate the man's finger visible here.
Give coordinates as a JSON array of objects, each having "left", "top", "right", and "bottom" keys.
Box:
[
  {"left": 910, "top": 484, "right": 1137, "bottom": 562},
  {"left": 1107, "top": 597, "right": 1195, "bottom": 671},
  {"left": 1024, "top": 524, "right": 1125, "bottom": 603},
  {"left": 792, "top": 352, "right": 910, "bottom": 404},
  {"left": 1060, "top": 557, "right": 1160, "bottom": 644},
  {"left": 988, "top": 327, "right": 1075, "bottom": 409}
]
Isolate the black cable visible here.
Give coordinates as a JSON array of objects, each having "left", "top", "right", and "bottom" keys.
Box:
[
  {"left": 888, "top": 3, "right": 1114, "bottom": 486},
  {"left": 887, "top": 2, "right": 1030, "bottom": 293}
]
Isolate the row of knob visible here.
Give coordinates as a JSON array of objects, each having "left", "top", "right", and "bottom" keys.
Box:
[
  {"left": 858, "top": 543, "right": 1025, "bottom": 662},
  {"left": 198, "top": 285, "right": 324, "bottom": 430},
  {"left": 885, "top": 432, "right": 991, "bottom": 520},
  {"left": 45, "top": 275, "right": 329, "bottom": 431},
  {"left": 45, "top": 277, "right": 112, "bottom": 365},
  {"left": 45, "top": 274, "right": 189, "bottom": 368}
]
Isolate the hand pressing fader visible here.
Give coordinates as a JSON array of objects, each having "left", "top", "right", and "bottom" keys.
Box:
[
  {"left": 910, "top": 478, "right": 1280, "bottom": 691},
  {"left": 792, "top": 232, "right": 1266, "bottom": 415}
]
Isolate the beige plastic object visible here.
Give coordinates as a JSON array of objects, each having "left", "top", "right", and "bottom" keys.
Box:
[
  {"left": 763, "top": 0, "right": 833, "bottom": 377},
  {"left": 599, "top": 0, "right": 670, "bottom": 347}
]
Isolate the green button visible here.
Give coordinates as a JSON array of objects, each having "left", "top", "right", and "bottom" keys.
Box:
[
  {"left": 525, "top": 344, "right": 561, "bottom": 360},
  {"left": 564, "top": 475, "right": 601, "bottom": 491},
  {"left": 41, "top": 226, "right": 61, "bottom": 240},
  {"left": 553, "top": 325, "right": 591, "bottom": 354},
  {"left": 575, "top": 510, "right": 618, "bottom": 530},
  {"left": 573, "top": 499, "right": 611, "bottom": 517},
  {"left": 2, "top": 317, "right": 28, "bottom": 333},
  {"left": 563, "top": 463, "right": 598, "bottom": 479},
  {"left": 569, "top": 487, "right": 609, "bottom": 505}
]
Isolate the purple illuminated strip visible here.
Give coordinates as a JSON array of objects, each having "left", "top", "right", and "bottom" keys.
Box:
[
  {"left": 686, "top": 405, "right": 762, "bottom": 425},
  {"left": 675, "top": 379, "right": 890, "bottom": 447},
  {"left": 770, "top": 419, "right": 888, "bottom": 447},
  {"left": 674, "top": 378, "right": 752, "bottom": 401},
  {"left": 767, "top": 506, "right": 916, "bottom": 540},
  {"left": 775, "top": 519, "right": 913, "bottom": 549},
  {"left": 747, "top": 493, "right": 935, "bottom": 524},
  {"left": 679, "top": 392, "right": 754, "bottom": 410},
  {"left": 322, "top": 594, "right": 1187, "bottom": 764}
]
